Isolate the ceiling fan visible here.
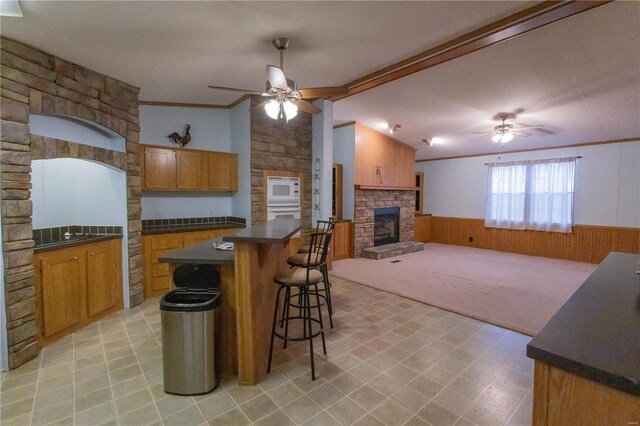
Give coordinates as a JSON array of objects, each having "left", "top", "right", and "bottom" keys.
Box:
[
  {"left": 209, "top": 37, "right": 349, "bottom": 121},
  {"left": 471, "top": 114, "right": 543, "bottom": 143}
]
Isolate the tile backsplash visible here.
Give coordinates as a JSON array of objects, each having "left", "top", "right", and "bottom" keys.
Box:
[
  {"left": 33, "top": 225, "right": 123, "bottom": 246},
  {"left": 142, "top": 216, "right": 246, "bottom": 229}
]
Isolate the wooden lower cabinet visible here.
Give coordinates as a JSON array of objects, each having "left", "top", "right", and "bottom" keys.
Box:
[
  {"left": 40, "top": 254, "right": 82, "bottom": 339},
  {"left": 533, "top": 362, "right": 640, "bottom": 425},
  {"left": 332, "top": 220, "right": 353, "bottom": 260},
  {"left": 35, "top": 239, "right": 123, "bottom": 347},
  {"left": 142, "top": 228, "right": 240, "bottom": 298}
]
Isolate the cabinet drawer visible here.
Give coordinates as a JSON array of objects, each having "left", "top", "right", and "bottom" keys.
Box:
[
  {"left": 151, "top": 263, "right": 170, "bottom": 277},
  {"left": 151, "top": 236, "right": 182, "bottom": 250},
  {"left": 151, "top": 276, "right": 172, "bottom": 292}
]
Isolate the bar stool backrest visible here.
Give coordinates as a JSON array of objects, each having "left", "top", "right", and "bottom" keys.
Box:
[{"left": 303, "top": 230, "right": 333, "bottom": 281}]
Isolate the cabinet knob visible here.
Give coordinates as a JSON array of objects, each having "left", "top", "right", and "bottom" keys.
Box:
[
  {"left": 73, "top": 256, "right": 78, "bottom": 260},
  {"left": 90, "top": 253, "right": 96, "bottom": 256}
]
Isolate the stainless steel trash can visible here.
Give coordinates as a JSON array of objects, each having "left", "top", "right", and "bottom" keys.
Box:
[{"left": 160, "top": 288, "right": 221, "bottom": 395}]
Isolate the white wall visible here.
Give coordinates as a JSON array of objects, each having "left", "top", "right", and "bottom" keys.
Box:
[
  {"left": 139, "top": 105, "right": 237, "bottom": 219},
  {"left": 30, "top": 114, "right": 125, "bottom": 152},
  {"left": 313, "top": 100, "right": 334, "bottom": 221},
  {"left": 333, "top": 124, "right": 356, "bottom": 220},
  {"left": 229, "top": 99, "right": 251, "bottom": 223},
  {"left": 415, "top": 141, "right": 640, "bottom": 228},
  {"left": 32, "top": 159, "right": 126, "bottom": 228}
]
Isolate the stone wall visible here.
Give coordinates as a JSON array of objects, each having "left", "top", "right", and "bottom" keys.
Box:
[
  {"left": 353, "top": 189, "right": 415, "bottom": 257},
  {"left": 249, "top": 96, "right": 312, "bottom": 227},
  {"left": 0, "top": 37, "right": 142, "bottom": 369}
]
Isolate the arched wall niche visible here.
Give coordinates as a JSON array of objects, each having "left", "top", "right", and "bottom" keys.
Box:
[{"left": 1, "top": 36, "right": 142, "bottom": 370}]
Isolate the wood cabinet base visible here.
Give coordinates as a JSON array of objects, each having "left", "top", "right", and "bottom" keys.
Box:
[
  {"left": 532, "top": 361, "right": 640, "bottom": 425},
  {"left": 35, "top": 239, "right": 123, "bottom": 348}
]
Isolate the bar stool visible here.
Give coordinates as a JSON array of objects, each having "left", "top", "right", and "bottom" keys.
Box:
[
  {"left": 288, "top": 219, "right": 336, "bottom": 327},
  {"left": 268, "top": 231, "right": 332, "bottom": 380}
]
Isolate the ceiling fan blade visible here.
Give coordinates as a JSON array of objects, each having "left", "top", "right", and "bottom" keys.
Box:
[
  {"left": 512, "top": 131, "right": 532, "bottom": 137},
  {"left": 514, "top": 123, "right": 544, "bottom": 130},
  {"left": 471, "top": 130, "right": 494, "bottom": 134},
  {"left": 250, "top": 100, "right": 271, "bottom": 111},
  {"left": 470, "top": 135, "right": 488, "bottom": 142},
  {"left": 267, "top": 65, "right": 289, "bottom": 91},
  {"left": 292, "top": 99, "right": 321, "bottom": 114},
  {"left": 297, "top": 86, "right": 349, "bottom": 99},
  {"left": 208, "top": 85, "right": 263, "bottom": 94}
]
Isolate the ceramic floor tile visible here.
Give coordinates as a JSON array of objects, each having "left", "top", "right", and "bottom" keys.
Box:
[{"left": 0, "top": 278, "right": 536, "bottom": 425}]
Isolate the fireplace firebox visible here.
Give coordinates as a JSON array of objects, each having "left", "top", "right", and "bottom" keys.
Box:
[{"left": 374, "top": 207, "right": 400, "bottom": 246}]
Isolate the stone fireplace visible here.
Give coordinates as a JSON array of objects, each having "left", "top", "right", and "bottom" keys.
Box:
[
  {"left": 354, "top": 189, "right": 415, "bottom": 257},
  {"left": 374, "top": 207, "right": 400, "bottom": 246}
]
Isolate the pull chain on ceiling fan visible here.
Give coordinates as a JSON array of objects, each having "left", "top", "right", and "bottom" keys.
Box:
[{"left": 209, "top": 37, "right": 349, "bottom": 121}]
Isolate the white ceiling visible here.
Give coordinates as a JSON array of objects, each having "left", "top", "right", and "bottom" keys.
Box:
[
  {"left": 334, "top": 2, "right": 640, "bottom": 159},
  {"left": 1, "top": 1, "right": 638, "bottom": 160}
]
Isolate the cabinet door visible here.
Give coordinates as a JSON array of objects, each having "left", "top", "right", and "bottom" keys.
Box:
[
  {"left": 333, "top": 222, "right": 352, "bottom": 260},
  {"left": 176, "top": 150, "right": 209, "bottom": 190},
  {"left": 209, "top": 152, "right": 238, "bottom": 191},
  {"left": 183, "top": 231, "right": 211, "bottom": 248},
  {"left": 86, "top": 243, "right": 117, "bottom": 318},
  {"left": 40, "top": 255, "right": 82, "bottom": 338},
  {"left": 144, "top": 147, "right": 176, "bottom": 189}
]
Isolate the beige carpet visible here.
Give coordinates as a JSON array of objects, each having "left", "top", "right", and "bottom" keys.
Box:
[{"left": 331, "top": 243, "right": 597, "bottom": 336}]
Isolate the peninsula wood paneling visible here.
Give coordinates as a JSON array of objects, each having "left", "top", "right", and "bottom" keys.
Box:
[
  {"left": 532, "top": 362, "right": 640, "bottom": 426},
  {"left": 426, "top": 216, "right": 640, "bottom": 263}
]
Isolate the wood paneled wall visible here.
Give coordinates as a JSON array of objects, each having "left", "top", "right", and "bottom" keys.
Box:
[{"left": 419, "top": 216, "right": 639, "bottom": 264}]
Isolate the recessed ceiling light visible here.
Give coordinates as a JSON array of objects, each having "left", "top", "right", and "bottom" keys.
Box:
[{"left": 0, "top": 0, "right": 23, "bottom": 17}]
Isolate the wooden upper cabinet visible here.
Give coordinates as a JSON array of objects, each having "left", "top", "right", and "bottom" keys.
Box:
[
  {"left": 141, "top": 145, "right": 238, "bottom": 192},
  {"left": 209, "top": 152, "right": 238, "bottom": 191},
  {"left": 177, "top": 150, "right": 209, "bottom": 190},
  {"left": 354, "top": 124, "right": 416, "bottom": 189},
  {"left": 144, "top": 147, "right": 176, "bottom": 189},
  {"left": 86, "top": 241, "right": 118, "bottom": 318},
  {"left": 40, "top": 252, "right": 83, "bottom": 338}
]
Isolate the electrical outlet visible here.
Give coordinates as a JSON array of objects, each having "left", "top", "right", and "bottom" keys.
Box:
[{"left": 469, "top": 236, "right": 473, "bottom": 243}]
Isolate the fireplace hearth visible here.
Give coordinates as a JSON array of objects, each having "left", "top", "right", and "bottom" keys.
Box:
[{"left": 374, "top": 207, "right": 400, "bottom": 246}]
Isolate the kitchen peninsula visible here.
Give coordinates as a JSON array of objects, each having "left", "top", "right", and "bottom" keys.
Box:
[
  {"left": 526, "top": 252, "right": 640, "bottom": 425},
  {"left": 159, "top": 218, "right": 303, "bottom": 386}
]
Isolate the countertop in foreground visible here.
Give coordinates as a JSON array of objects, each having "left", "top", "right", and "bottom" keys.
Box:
[{"left": 526, "top": 252, "right": 640, "bottom": 396}]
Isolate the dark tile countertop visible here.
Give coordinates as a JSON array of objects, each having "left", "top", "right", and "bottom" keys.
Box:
[
  {"left": 142, "top": 223, "right": 245, "bottom": 236},
  {"left": 526, "top": 252, "right": 640, "bottom": 396},
  {"left": 34, "top": 234, "right": 122, "bottom": 254}
]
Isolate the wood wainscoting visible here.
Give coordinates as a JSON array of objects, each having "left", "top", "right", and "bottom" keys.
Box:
[{"left": 415, "top": 216, "right": 639, "bottom": 264}]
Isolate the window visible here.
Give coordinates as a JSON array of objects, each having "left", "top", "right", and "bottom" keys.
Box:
[{"left": 485, "top": 158, "right": 576, "bottom": 233}]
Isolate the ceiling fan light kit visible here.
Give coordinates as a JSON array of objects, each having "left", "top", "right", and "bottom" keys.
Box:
[
  {"left": 473, "top": 113, "right": 543, "bottom": 144},
  {"left": 209, "top": 37, "right": 348, "bottom": 122}
]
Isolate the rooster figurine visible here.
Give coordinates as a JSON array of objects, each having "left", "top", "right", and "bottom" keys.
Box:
[{"left": 167, "top": 124, "right": 191, "bottom": 147}]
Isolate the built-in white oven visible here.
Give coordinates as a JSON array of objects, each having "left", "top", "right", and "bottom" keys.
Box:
[
  {"left": 266, "top": 205, "right": 301, "bottom": 221},
  {"left": 267, "top": 176, "right": 300, "bottom": 206}
]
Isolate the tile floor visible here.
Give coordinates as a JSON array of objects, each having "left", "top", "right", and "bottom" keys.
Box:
[{"left": 1, "top": 276, "right": 534, "bottom": 426}]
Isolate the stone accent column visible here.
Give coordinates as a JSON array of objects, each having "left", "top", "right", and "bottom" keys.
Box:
[
  {"left": 249, "top": 96, "right": 313, "bottom": 227},
  {"left": 0, "top": 37, "right": 142, "bottom": 368}
]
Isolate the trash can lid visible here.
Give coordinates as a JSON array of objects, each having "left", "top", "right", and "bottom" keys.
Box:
[
  {"left": 160, "top": 289, "right": 221, "bottom": 312},
  {"left": 173, "top": 264, "right": 220, "bottom": 290}
]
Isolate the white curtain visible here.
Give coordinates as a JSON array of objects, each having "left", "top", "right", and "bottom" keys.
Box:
[{"left": 485, "top": 158, "right": 576, "bottom": 233}]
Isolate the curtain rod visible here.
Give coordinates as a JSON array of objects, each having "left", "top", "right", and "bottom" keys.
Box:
[{"left": 484, "top": 156, "right": 582, "bottom": 166}]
